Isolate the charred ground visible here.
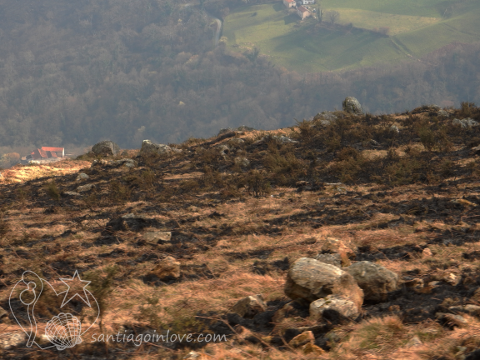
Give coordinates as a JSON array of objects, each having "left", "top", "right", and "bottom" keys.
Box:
[{"left": 1, "top": 103, "right": 480, "bottom": 358}]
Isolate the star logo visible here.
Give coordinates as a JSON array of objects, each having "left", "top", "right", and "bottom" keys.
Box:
[{"left": 59, "top": 270, "right": 91, "bottom": 308}]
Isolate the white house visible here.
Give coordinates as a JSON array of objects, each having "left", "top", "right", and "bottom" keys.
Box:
[{"left": 301, "top": 0, "right": 315, "bottom": 4}]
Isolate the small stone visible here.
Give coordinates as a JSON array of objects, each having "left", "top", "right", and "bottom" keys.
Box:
[
  {"left": 91, "top": 159, "right": 108, "bottom": 167},
  {"left": 444, "top": 273, "right": 460, "bottom": 286},
  {"left": 217, "top": 128, "right": 233, "bottom": 136},
  {"left": 302, "top": 342, "right": 325, "bottom": 355},
  {"left": 436, "top": 312, "right": 468, "bottom": 328},
  {"left": 140, "top": 140, "right": 172, "bottom": 156},
  {"left": 63, "top": 191, "right": 81, "bottom": 197},
  {"left": 315, "top": 253, "right": 342, "bottom": 268},
  {"left": 217, "top": 144, "right": 230, "bottom": 156},
  {"left": 405, "top": 335, "right": 422, "bottom": 348},
  {"left": 76, "top": 172, "right": 89, "bottom": 181},
  {"left": 405, "top": 278, "right": 424, "bottom": 290},
  {"left": 184, "top": 351, "right": 201, "bottom": 359},
  {"left": 143, "top": 231, "right": 172, "bottom": 243},
  {"left": 449, "top": 304, "right": 480, "bottom": 317},
  {"left": 310, "top": 294, "right": 359, "bottom": 322},
  {"left": 321, "top": 238, "right": 355, "bottom": 259},
  {"left": 150, "top": 256, "right": 181, "bottom": 279},
  {"left": 390, "top": 125, "right": 400, "bottom": 133},
  {"left": 438, "top": 110, "right": 449, "bottom": 117},
  {"left": 289, "top": 331, "right": 314, "bottom": 348},
  {"left": 231, "top": 294, "right": 267, "bottom": 319},
  {"left": 422, "top": 248, "right": 433, "bottom": 258},
  {"left": 76, "top": 184, "right": 95, "bottom": 193},
  {"left": 234, "top": 156, "right": 250, "bottom": 167},
  {"left": 389, "top": 305, "right": 401, "bottom": 312},
  {"left": 0, "top": 332, "right": 26, "bottom": 349},
  {"left": 229, "top": 138, "right": 245, "bottom": 145},
  {"left": 0, "top": 306, "right": 8, "bottom": 322}
]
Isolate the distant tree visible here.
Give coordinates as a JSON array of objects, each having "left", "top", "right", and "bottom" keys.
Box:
[
  {"left": 378, "top": 27, "right": 389, "bottom": 36},
  {"left": 326, "top": 10, "right": 339, "bottom": 24}
]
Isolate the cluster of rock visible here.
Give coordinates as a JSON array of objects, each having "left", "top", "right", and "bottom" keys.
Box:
[
  {"left": 452, "top": 118, "right": 478, "bottom": 128},
  {"left": 228, "top": 237, "right": 400, "bottom": 354},
  {"left": 217, "top": 125, "right": 256, "bottom": 136},
  {"left": 252, "top": 134, "right": 298, "bottom": 146},
  {"left": 91, "top": 139, "right": 182, "bottom": 158}
]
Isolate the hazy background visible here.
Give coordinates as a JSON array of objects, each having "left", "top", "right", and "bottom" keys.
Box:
[{"left": 0, "top": 0, "right": 479, "bottom": 160}]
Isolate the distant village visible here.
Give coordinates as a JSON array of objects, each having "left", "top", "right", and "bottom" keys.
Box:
[{"left": 283, "top": 0, "right": 319, "bottom": 20}]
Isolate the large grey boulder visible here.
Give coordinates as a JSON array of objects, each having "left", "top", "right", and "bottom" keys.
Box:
[
  {"left": 284, "top": 258, "right": 363, "bottom": 309},
  {"left": 342, "top": 97, "right": 363, "bottom": 115},
  {"left": 345, "top": 261, "right": 398, "bottom": 302},
  {"left": 310, "top": 294, "right": 359, "bottom": 322},
  {"left": 92, "top": 140, "right": 120, "bottom": 156},
  {"left": 140, "top": 140, "right": 172, "bottom": 156}
]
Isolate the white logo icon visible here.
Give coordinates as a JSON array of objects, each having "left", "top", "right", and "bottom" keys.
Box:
[{"left": 9, "top": 270, "right": 100, "bottom": 350}]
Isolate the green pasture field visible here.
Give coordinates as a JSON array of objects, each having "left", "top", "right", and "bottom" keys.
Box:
[{"left": 222, "top": 0, "right": 480, "bottom": 73}]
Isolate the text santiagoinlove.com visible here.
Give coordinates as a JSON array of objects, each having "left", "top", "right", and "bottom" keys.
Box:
[{"left": 91, "top": 330, "right": 227, "bottom": 346}]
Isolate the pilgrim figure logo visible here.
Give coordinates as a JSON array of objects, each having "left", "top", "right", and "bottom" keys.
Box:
[{"left": 9, "top": 270, "right": 100, "bottom": 350}]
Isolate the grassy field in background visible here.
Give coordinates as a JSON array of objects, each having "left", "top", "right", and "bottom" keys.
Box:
[
  {"left": 223, "top": 0, "right": 480, "bottom": 73},
  {"left": 331, "top": 9, "right": 441, "bottom": 36}
]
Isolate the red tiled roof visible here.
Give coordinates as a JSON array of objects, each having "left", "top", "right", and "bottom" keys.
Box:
[
  {"left": 31, "top": 149, "right": 48, "bottom": 159},
  {"left": 41, "top": 147, "right": 64, "bottom": 152}
]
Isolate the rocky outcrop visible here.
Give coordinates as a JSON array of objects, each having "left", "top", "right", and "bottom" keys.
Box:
[
  {"left": 345, "top": 261, "right": 398, "bottom": 302},
  {"left": 284, "top": 257, "right": 363, "bottom": 308},
  {"left": 92, "top": 140, "right": 120, "bottom": 156},
  {"left": 140, "top": 140, "right": 172, "bottom": 156},
  {"left": 342, "top": 97, "right": 363, "bottom": 115},
  {"left": 231, "top": 294, "right": 267, "bottom": 318}
]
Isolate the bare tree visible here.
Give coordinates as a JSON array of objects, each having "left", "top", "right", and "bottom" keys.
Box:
[{"left": 326, "top": 10, "right": 340, "bottom": 24}]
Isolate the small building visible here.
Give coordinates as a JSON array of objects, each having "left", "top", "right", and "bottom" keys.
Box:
[
  {"left": 297, "top": 5, "right": 311, "bottom": 19},
  {"left": 283, "top": 0, "right": 296, "bottom": 8},
  {"left": 26, "top": 147, "right": 65, "bottom": 161},
  {"left": 301, "top": 0, "right": 315, "bottom": 4}
]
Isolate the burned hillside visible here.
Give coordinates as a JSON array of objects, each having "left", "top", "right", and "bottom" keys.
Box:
[{"left": 1, "top": 101, "right": 480, "bottom": 359}]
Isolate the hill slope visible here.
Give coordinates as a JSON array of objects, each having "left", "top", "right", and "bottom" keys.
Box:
[
  {"left": 223, "top": 0, "right": 480, "bottom": 72},
  {"left": 1, "top": 102, "right": 480, "bottom": 358}
]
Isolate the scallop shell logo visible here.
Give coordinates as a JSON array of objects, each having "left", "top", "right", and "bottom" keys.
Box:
[
  {"left": 45, "top": 313, "right": 83, "bottom": 350},
  {"left": 9, "top": 270, "right": 100, "bottom": 350}
]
